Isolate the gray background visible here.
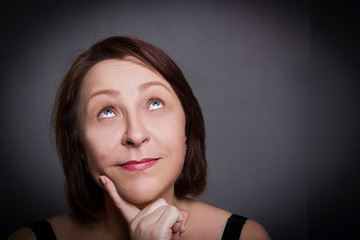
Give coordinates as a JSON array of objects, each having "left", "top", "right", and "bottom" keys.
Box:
[{"left": 1, "top": 0, "right": 359, "bottom": 239}]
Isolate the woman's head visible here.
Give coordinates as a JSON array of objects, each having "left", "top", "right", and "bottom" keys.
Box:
[{"left": 52, "top": 36, "right": 206, "bottom": 222}]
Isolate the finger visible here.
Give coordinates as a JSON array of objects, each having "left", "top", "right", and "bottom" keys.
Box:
[
  {"left": 100, "top": 175, "right": 140, "bottom": 222},
  {"left": 172, "top": 209, "right": 189, "bottom": 234},
  {"left": 172, "top": 221, "right": 182, "bottom": 233},
  {"left": 180, "top": 209, "right": 189, "bottom": 233},
  {"left": 171, "top": 231, "right": 180, "bottom": 240},
  {"left": 133, "top": 204, "right": 169, "bottom": 228},
  {"left": 130, "top": 205, "right": 176, "bottom": 238},
  {"left": 154, "top": 205, "right": 184, "bottom": 233},
  {"left": 133, "top": 198, "right": 168, "bottom": 222}
]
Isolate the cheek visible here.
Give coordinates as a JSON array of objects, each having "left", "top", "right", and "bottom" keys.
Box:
[
  {"left": 154, "top": 112, "right": 186, "bottom": 158},
  {"left": 82, "top": 125, "right": 122, "bottom": 170}
]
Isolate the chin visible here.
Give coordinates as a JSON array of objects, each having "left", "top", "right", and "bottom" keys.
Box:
[
  {"left": 124, "top": 194, "right": 157, "bottom": 207},
  {"left": 115, "top": 179, "right": 173, "bottom": 206}
]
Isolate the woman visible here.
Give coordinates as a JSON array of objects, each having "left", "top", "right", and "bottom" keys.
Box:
[{"left": 9, "top": 36, "right": 270, "bottom": 240}]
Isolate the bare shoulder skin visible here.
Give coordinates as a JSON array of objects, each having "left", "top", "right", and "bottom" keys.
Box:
[
  {"left": 178, "top": 197, "right": 232, "bottom": 240},
  {"left": 7, "top": 227, "right": 36, "bottom": 240},
  {"left": 178, "top": 197, "right": 271, "bottom": 240},
  {"left": 48, "top": 213, "right": 116, "bottom": 240},
  {"left": 241, "top": 220, "right": 271, "bottom": 240}
]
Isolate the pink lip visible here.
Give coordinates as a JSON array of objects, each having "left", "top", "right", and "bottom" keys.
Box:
[{"left": 119, "top": 158, "right": 160, "bottom": 171}]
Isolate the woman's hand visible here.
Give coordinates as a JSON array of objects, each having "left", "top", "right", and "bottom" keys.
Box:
[{"left": 100, "top": 175, "right": 189, "bottom": 240}]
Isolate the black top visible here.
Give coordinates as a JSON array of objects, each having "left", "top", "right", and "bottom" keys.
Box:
[
  {"left": 221, "top": 214, "right": 248, "bottom": 240},
  {"left": 28, "top": 220, "right": 56, "bottom": 240},
  {"left": 28, "top": 214, "right": 247, "bottom": 240}
]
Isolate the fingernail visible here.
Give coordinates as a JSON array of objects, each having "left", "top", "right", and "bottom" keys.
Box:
[
  {"left": 100, "top": 176, "right": 106, "bottom": 185},
  {"left": 180, "top": 224, "right": 186, "bottom": 233}
]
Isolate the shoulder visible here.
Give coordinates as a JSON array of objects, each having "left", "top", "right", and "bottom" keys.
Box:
[
  {"left": 47, "top": 212, "right": 85, "bottom": 238},
  {"left": 180, "top": 197, "right": 232, "bottom": 221},
  {"left": 179, "top": 198, "right": 232, "bottom": 239},
  {"left": 48, "top": 212, "right": 104, "bottom": 239},
  {"left": 7, "top": 227, "right": 36, "bottom": 240},
  {"left": 8, "top": 213, "right": 76, "bottom": 240},
  {"left": 179, "top": 197, "right": 271, "bottom": 240},
  {"left": 241, "top": 219, "right": 271, "bottom": 240},
  {"left": 47, "top": 212, "right": 74, "bottom": 228}
]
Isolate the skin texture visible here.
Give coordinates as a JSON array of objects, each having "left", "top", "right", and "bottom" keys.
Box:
[{"left": 8, "top": 57, "right": 271, "bottom": 240}]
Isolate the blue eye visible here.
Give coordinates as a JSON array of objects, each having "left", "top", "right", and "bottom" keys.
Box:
[
  {"left": 99, "top": 108, "right": 116, "bottom": 119},
  {"left": 148, "top": 99, "right": 164, "bottom": 110}
]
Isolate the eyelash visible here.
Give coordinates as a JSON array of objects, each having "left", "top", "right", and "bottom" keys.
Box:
[
  {"left": 97, "top": 98, "right": 164, "bottom": 119},
  {"left": 147, "top": 98, "right": 165, "bottom": 111},
  {"left": 97, "top": 106, "right": 116, "bottom": 119}
]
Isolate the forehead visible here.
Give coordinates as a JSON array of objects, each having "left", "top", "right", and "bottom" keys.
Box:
[{"left": 82, "top": 57, "right": 172, "bottom": 96}]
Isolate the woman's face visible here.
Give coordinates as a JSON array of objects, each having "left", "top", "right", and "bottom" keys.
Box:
[{"left": 78, "top": 57, "right": 186, "bottom": 204}]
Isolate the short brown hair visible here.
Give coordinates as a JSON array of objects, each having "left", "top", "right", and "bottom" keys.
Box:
[{"left": 52, "top": 36, "right": 206, "bottom": 222}]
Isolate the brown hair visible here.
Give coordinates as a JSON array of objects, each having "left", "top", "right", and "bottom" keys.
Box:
[{"left": 52, "top": 36, "right": 206, "bottom": 222}]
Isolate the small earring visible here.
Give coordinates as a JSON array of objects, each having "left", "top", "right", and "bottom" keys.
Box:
[{"left": 184, "top": 144, "right": 187, "bottom": 155}]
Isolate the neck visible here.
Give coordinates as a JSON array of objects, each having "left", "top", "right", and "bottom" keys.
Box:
[
  {"left": 101, "top": 195, "right": 129, "bottom": 239},
  {"left": 133, "top": 188, "right": 180, "bottom": 210}
]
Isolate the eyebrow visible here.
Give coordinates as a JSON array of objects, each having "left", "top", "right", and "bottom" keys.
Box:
[
  {"left": 87, "top": 89, "right": 120, "bottom": 104},
  {"left": 87, "top": 81, "right": 171, "bottom": 104},
  {"left": 138, "top": 81, "right": 171, "bottom": 93}
]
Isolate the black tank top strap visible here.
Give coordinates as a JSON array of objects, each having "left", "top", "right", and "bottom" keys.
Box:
[
  {"left": 28, "top": 220, "right": 57, "bottom": 240},
  {"left": 221, "top": 214, "right": 248, "bottom": 240}
]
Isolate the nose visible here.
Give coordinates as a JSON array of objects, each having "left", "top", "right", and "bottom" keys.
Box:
[{"left": 121, "top": 112, "right": 149, "bottom": 147}]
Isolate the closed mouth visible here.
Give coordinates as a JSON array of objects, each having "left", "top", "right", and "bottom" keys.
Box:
[{"left": 119, "top": 158, "right": 160, "bottom": 171}]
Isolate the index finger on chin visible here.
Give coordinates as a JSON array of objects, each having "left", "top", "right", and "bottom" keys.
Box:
[{"left": 100, "top": 175, "right": 140, "bottom": 222}]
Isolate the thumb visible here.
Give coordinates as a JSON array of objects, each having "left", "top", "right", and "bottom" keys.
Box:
[{"left": 100, "top": 175, "right": 140, "bottom": 222}]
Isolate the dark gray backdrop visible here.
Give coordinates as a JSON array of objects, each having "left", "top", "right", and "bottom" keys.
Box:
[{"left": 1, "top": 1, "right": 359, "bottom": 239}]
